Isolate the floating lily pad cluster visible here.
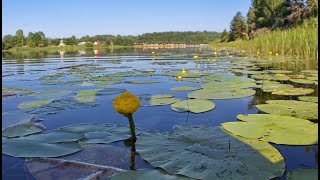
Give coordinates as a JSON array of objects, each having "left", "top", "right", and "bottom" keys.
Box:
[
  {"left": 221, "top": 114, "right": 318, "bottom": 145},
  {"left": 2, "top": 122, "right": 141, "bottom": 158},
  {"left": 256, "top": 100, "right": 318, "bottom": 120}
]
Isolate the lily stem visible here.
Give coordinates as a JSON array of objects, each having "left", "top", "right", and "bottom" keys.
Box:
[{"left": 127, "top": 113, "right": 137, "bottom": 143}]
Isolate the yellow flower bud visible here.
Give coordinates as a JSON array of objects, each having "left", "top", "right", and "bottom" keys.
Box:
[
  {"left": 257, "top": 51, "right": 260, "bottom": 54},
  {"left": 276, "top": 53, "right": 279, "bottom": 56},
  {"left": 194, "top": 55, "right": 198, "bottom": 59},
  {"left": 269, "top": 52, "right": 272, "bottom": 55},
  {"left": 113, "top": 92, "right": 140, "bottom": 114},
  {"left": 229, "top": 56, "right": 232, "bottom": 58},
  {"left": 214, "top": 52, "right": 217, "bottom": 55},
  {"left": 152, "top": 52, "right": 155, "bottom": 54},
  {"left": 178, "top": 75, "right": 183, "bottom": 79},
  {"left": 181, "top": 69, "right": 187, "bottom": 74}
]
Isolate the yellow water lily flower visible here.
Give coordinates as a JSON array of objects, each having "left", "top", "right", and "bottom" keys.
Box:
[
  {"left": 257, "top": 51, "right": 260, "bottom": 54},
  {"left": 242, "top": 50, "right": 245, "bottom": 53},
  {"left": 213, "top": 58, "right": 217, "bottom": 62},
  {"left": 178, "top": 75, "right": 183, "bottom": 79},
  {"left": 229, "top": 56, "right": 232, "bottom": 58},
  {"left": 114, "top": 92, "right": 140, "bottom": 114},
  {"left": 194, "top": 55, "right": 198, "bottom": 59},
  {"left": 214, "top": 52, "right": 217, "bottom": 55},
  {"left": 181, "top": 69, "right": 188, "bottom": 74},
  {"left": 276, "top": 53, "right": 279, "bottom": 56},
  {"left": 275, "top": 74, "right": 285, "bottom": 77},
  {"left": 152, "top": 52, "right": 155, "bottom": 54},
  {"left": 269, "top": 52, "right": 272, "bottom": 55}
]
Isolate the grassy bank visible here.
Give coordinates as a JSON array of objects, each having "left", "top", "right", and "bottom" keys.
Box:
[{"left": 213, "top": 17, "right": 318, "bottom": 70}]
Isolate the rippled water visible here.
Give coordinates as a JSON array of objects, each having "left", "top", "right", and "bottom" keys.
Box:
[{"left": 2, "top": 48, "right": 318, "bottom": 179}]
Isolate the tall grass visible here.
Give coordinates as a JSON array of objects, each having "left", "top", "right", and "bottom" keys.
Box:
[{"left": 217, "top": 17, "right": 318, "bottom": 71}]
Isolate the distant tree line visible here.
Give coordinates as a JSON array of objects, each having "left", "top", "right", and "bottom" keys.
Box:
[
  {"left": 222, "top": 0, "right": 318, "bottom": 42},
  {"left": 2, "top": 30, "right": 221, "bottom": 50}
]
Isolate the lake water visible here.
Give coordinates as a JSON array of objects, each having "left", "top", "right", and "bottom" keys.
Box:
[{"left": 2, "top": 48, "right": 318, "bottom": 179}]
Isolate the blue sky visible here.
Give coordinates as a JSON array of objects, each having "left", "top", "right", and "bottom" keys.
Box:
[{"left": 2, "top": 0, "right": 251, "bottom": 38}]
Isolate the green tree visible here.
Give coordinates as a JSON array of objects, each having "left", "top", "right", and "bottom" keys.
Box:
[
  {"left": 2, "top": 35, "right": 14, "bottom": 50},
  {"left": 15, "top": 29, "right": 24, "bottom": 47},
  {"left": 229, "top": 12, "right": 246, "bottom": 41},
  {"left": 220, "top": 29, "right": 229, "bottom": 42}
]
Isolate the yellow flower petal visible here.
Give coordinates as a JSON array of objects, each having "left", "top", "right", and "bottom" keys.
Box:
[{"left": 114, "top": 91, "right": 140, "bottom": 114}]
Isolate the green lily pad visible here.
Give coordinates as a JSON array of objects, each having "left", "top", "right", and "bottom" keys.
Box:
[
  {"left": 256, "top": 100, "right": 318, "bottom": 120},
  {"left": 221, "top": 122, "right": 266, "bottom": 139},
  {"left": 271, "top": 88, "right": 314, "bottom": 96},
  {"left": 89, "top": 76, "right": 123, "bottom": 82},
  {"left": 171, "top": 99, "right": 215, "bottom": 113},
  {"left": 170, "top": 86, "right": 201, "bottom": 91},
  {"left": 60, "top": 123, "right": 141, "bottom": 144},
  {"left": 2, "top": 111, "right": 32, "bottom": 128},
  {"left": 80, "top": 125, "right": 142, "bottom": 144},
  {"left": 251, "top": 74, "right": 290, "bottom": 81},
  {"left": 223, "top": 114, "right": 318, "bottom": 145},
  {"left": 39, "top": 73, "right": 64, "bottom": 80},
  {"left": 206, "top": 75, "right": 255, "bottom": 82},
  {"left": 307, "top": 76, "right": 318, "bottom": 81},
  {"left": 298, "top": 96, "right": 318, "bottom": 103},
  {"left": 23, "top": 97, "right": 97, "bottom": 115},
  {"left": 124, "top": 80, "right": 160, "bottom": 84},
  {"left": 136, "top": 124, "right": 285, "bottom": 179},
  {"left": 2, "top": 140, "right": 82, "bottom": 158},
  {"left": 18, "top": 99, "right": 55, "bottom": 109},
  {"left": 31, "top": 90, "right": 72, "bottom": 98},
  {"left": 233, "top": 70, "right": 262, "bottom": 75},
  {"left": 188, "top": 89, "right": 256, "bottom": 99},
  {"left": 14, "top": 130, "right": 85, "bottom": 143},
  {"left": 75, "top": 88, "right": 103, "bottom": 102},
  {"left": 290, "top": 79, "right": 318, "bottom": 85},
  {"left": 301, "top": 70, "right": 318, "bottom": 74},
  {"left": 266, "top": 70, "right": 293, "bottom": 74},
  {"left": 2, "top": 120, "right": 45, "bottom": 138},
  {"left": 2, "top": 86, "right": 33, "bottom": 95},
  {"left": 111, "top": 169, "right": 191, "bottom": 180},
  {"left": 139, "top": 95, "right": 182, "bottom": 106},
  {"left": 202, "top": 81, "right": 256, "bottom": 91},
  {"left": 287, "top": 169, "right": 318, "bottom": 180},
  {"left": 257, "top": 84, "right": 294, "bottom": 93}
]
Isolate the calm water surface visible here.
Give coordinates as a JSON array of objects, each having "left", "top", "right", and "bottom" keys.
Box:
[{"left": 2, "top": 48, "right": 318, "bottom": 179}]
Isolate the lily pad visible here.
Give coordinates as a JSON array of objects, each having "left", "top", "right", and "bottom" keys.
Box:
[
  {"left": 111, "top": 169, "right": 191, "bottom": 180},
  {"left": 31, "top": 90, "right": 72, "bottom": 98},
  {"left": 14, "top": 130, "right": 85, "bottom": 143},
  {"left": 170, "top": 86, "right": 201, "bottom": 91},
  {"left": 75, "top": 88, "right": 102, "bottom": 102},
  {"left": 2, "top": 86, "right": 33, "bottom": 95},
  {"left": 222, "top": 114, "right": 318, "bottom": 145},
  {"left": 136, "top": 124, "right": 285, "bottom": 179},
  {"left": 287, "top": 169, "right": 318, "bottom": 180},
  {"left": 307, "top": 76, "right": 318, "bottom": 81},
  {"left": 256, "top": 84, "right": 294, "bottom": 93},
  {"left": 256, "top": 100, "right": 318, "bottom": 120},
  {"left": 202, "top": 81, "right": 256, "bottom": 91},
  {"left": 60, "top": 123, "right": 141, "bottom": 144},
  {"left": 206, "top": 75, "right": 255, "bottom": 82},
  {"left": 251, "top": 74, "right": 290, "bottom": 81},
  {"left": 18, "top": 99, "right": 55, "bottom": 109},
  {"left": 188, "top": 89, "right": 256, "bottom": 100},
  {"left": 171, "top": 99, "right": 215, "bottom": 113},
  {"left": 2, "top": 111, "right": 32, "bottom": 128},
  {"left": 124, "top": 80, "right": 160, "bottom": 84},
  {"left": 266, "top": 70, "right": 293, "bottom": 74},
  {"left": 2, "top": 120, "right": 45, "bottom": 138},
  {"left": 271, "top": 88, "right": 314, "bottom": 96},
  {"left": 290, "top": 79, "right": 318, "bottom": 85},
  {"left": 2, "top": 140, "right": 82, "bottom": 158},
  {"left": 298, "top": 96, "right": 318, "bottom": 103},
  {"left": 137, "top": 94, "right": 180, "bottom": 106}
]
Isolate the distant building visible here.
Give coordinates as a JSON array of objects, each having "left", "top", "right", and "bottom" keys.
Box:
[
  {"left": 94, "top": 41, "right": 102, "bottom": 45},
  {"left": 78, "top": 42, "right": 86, "bottom": 45},
  {"left": 58, "top": 40, "right": 65, "bottom": 47}
]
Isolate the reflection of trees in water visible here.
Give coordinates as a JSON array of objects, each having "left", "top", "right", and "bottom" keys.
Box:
[
  {"left": 313, "top": 148, "right": 318, "bottom": 165},
  {"left": 248, "top": 88, "right": 291, "bottom": 111}
]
